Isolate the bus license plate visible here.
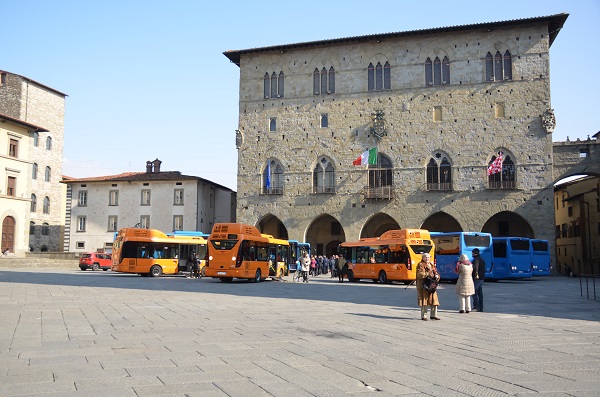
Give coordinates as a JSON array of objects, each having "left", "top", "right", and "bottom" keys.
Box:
[{"left": 217, "top": 271, "right": 227, "bottom": 275}]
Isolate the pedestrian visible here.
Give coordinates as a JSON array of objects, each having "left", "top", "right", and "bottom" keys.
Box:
[
  {"left": 455, "top": 253, "right": 475, "bottom": 313},
  {"left": 416, "top": 253, "right": 441, "bottom": 320},
  {"left": 337, "top": 255, "right": 347, "bottom": 283},
  {"left": 301, "top": 253, "right": 310, "bottom": 282},
  {"left": 330, "top": 255, "right": 337, "bottom": 278},
  {"left": 471, "top": 248, "right": 486, "bottom": 312},
  {"left": 322, "top": 255, "right": 330, "bottom": 276},
  {"left": 310, "top": 255, "right": 317, "bottom": 276}
]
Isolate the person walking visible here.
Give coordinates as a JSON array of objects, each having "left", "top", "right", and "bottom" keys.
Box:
[
  {"left": 301, "top": 253, "right": 310, "bottom": 283},
  {"left": 337, "top": 255, "right": 347, "bottom": 283},
  {"left": 455, "top": 253, "right": 475, "bottom": 313},
  {"left": 416, "top": 253, "right": 441, "bottom": 320},
  {"left": 471, "top": 248, "right": 486, "bottom": 312}
]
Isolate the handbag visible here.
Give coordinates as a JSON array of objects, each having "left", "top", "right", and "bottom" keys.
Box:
[{"left": 423, "top": 276, "right": 438, "bottom": 293}]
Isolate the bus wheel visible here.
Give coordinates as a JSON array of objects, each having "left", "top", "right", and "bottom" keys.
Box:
[
  {"left": 253, "top": 269, "right": 261, "bottom": 283},
  {"left": 150, "top": 265, "right": 163, "bottom": 277},
  {"left": 220, "top": 277, "right": 233, "bottom": 283},
  {"left": 378, "top": 271, "right": 388, "bottom": 284},
  {"left": 346, "top": 270, "right": 355, "bottom": 282},
  {"left": 201, "top": 267, "right": 206, "bottom": 277},
  {"left": 92, "top": 263, "right": 100, "bottom": 271}
]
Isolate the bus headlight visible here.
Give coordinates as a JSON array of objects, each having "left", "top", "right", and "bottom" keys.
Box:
[
  {"left": 209, "top": 255, "right": 213, "bottom": 261},
  {"left": 232, "top": 256, "right": 236, "bottom": 261}
]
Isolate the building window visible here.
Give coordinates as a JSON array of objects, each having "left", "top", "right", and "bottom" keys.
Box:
[
  {"left": 30, "top": 221, "right": 35, "bottom": 235},
  {"left": 367, "top": 62, "right": 391, "bottom": 91},
  {"left": 0, "top": 73, "right": 6, "bottom": 86},
  {"left": 78, "top": 191, "right": 87, "bottom": 207},
  {"left": 486, "top": 51, "right": 512, "bottom": 81},
  {"left": 46, "top": 136, "right": 52, "bottom": 150},
  {"left": 568, "top": 206, "right": 573, "bottom": 217},
  {"left": 426, "top": 156, "right": 452, "bottom": 191},
  {"left": 7, "top": 176, "right": 16, "bottom": 196},
  {"left": 140, "top": 215, "right": 150, "bottom": 229},
  {"left": 173, "top": 215, "right": 184, "bottom": 231},
  {"left": 488, "top": 154, "right": 516, "bottom": 189},
  {"left": 77, "top": 216, "right": 86, "bottom": 232},
  {"left": 33, "top": 132, "right": 39, "bottom": 147},
  {"left": 366, "top": 153, "right": 394, "bottom": 199},
  {"left": 108, "top": 216, "right": 118, "bottom": 232},
  {"left": 9, "top": 138, "right": 18, "bottom": 157},
  {"left": 174, "top": 189, "right": 184, "bottom": 205},
  {"left": 495, "top": 103, "right": 505, "bottom": 118},
  {"left": 433, "top": 106, "right": 442, "bottom": 122},
  {"left": 31, "top": 194, "right": 37, "bottom": 212},
  {"left": 320, "top": 114, "right": 328, "bottom": 128},
  {"left": 42, "top": 223, "right": 50, "bottom": 236},
  {"left": 43, "top": 196, "right": 50, "bottom": 214},
  {"left": 263, "top": 159, "right": 284, "bottom": 195},
  {"left": 32, "top": 163, "right": 38, "bottom": 179},
  {"left": 264, "top": 70, "right": 284, "bottom": 99},
  {"left": 425, "top": 56, "right": 450, "bottom": 86},
  {"left": 141, "top": 190, "right": 151, "bottom": 206},
  {"left": 313, "top": 66, "right": 335, "bottom": 95},
  {"left": 45, "top": 166, "right": 51, "bottom": 182},
  {"left": 109, "top": 190, "right": 119, "bottom": 206},
  {"left": 313, "top": 157, "right": 335, "bottom": 194},
  {"left": 76, "top": 241, "right": 85, "bottom": 249},
  {"left": 269, "top": 117, "right": 277, "bottom": 132}
]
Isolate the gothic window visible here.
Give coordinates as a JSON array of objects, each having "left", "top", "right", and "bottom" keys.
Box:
[
  {"left": 313, "top": 157, "right": 335, "bottom": 194},
  {"left": 488, "top": 154, "right": 516, "bottom": 189},
  {"left": 46, "top": 136, "right": 52, "bottom": 150},
  {"left": 32, "top": 163, "right": 38, "bottom": 179},
  {"left": 263, "top": 159, "right": 284, "bottom": 195},
  {"left": 33, "top": 132, "right": 39, "bottom": 147},
  {"left": 264, "top": 70, "right": 285, "bottom": 99},
  {"left": 320, "top": 114, "right": 328, "bottom": 128},
  {"left": 426, "top": 156, "right": 452, "bottom": 191},
  {"left": 43, "top": 196, "right": 50, "bottom": 214},
  {"left": 314, "top": 66, "right": 335, "bottom": 95},
  {"left": 366, "top": 153, "right": 393, "bottom": 199},
  {"left": 425, "top": 58, "right": 433, "bottom": 85},
  {"left": 31, "top": 194, "right": 37, "bottom": 212},
  {"left": 442, "top": 56, "right": 450, "bottom": 84},
  {"left": 269, "top": 117, "right": 277, "bottom": 132},
  {"left": 433, "top": 57, "right": 441, "bottom": 86},
  {"left": 426, "top": 56, "right": 450, "bottom": 86},
  {"left": 368, "top": 62, "right": 391, "bottom": 91},
  {"left": 45, "top": 166, "right": 51, "bottom": 182},
  {"left": 486, "top": 51, "right": 512, "bottom": 81}
]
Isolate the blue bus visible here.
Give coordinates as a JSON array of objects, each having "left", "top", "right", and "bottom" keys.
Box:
[
  {"left": 491, "top": 237, "right": 533, "bottom": 279},
  {"left": 530, "top": 239, "right": 551, "bottom": 276},
  {"left": 288, "top": 240, "right": 310, "bottom": 272},
  {"left": 430, "top": 232, "right": 493, "bottom": 281}
]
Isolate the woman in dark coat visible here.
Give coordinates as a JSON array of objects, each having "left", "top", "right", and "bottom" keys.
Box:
[{"left": 416, "top": 253, "right": 441, "bottom": 320}]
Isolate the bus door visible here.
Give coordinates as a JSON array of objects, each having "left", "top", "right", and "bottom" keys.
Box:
[
  {"left": 530, "top": 239, "right": 550, "bottom": 276},
  {"left": 491, "top": 239, "right": 509, "bottom": 279}
]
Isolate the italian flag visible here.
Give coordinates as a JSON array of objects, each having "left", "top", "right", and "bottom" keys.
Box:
[{"left": 353, "top": 147, "right": 377, "bottom": 166}]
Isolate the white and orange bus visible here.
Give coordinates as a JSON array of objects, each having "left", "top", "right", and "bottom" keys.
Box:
[
  {"left": 111, "top": 228, "right": 207, "bottom": 277},
  {"left": 338, "top": 229, "right": 435, "bottom": 284},
  {"left": 204, "top": 223, "right": 290, "bottom": 282}
]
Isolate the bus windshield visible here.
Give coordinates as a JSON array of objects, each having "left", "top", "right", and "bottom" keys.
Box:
[
  {"left": 210, "top": 240, "right": 238, "bottom": 250},
  {"left": 510, "top": 239, "right": 530, "bottom": 251},
  {"left": 464, "top": 234, "right": 491, "bottom": 247}
]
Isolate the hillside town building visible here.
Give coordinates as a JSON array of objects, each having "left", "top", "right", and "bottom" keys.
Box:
[{"left": 226, "top": 13, "right": 569, "bottom": 257}]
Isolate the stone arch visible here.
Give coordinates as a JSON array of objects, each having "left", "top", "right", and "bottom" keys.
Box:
[
  {"left": 482, "top": 211, "right": 534, "bottom": 238},
  {"left": 307, "top": 54, "right": 341, "bottom": 73},
  {"left": 359, "top": 212, "right": 400, "bottom": 238},
  {"left": 419, "top": 43, "right": 455, "bottom": 64},
  {"left": 421, "top": 212, "right": 462, "bottom": 232},
  {"left": 256, "top": 214, "right": 288, "bottom": 240},
  {"left": 306, "top": 214, "right": 345, "bottom": 257},
  {"left": 366, "top": 53, "right": 391, "bottom": 66}
]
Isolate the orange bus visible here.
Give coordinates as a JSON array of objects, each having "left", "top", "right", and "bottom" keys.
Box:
[
  {"left": 338, "top": 229, "right": 435, "bottom": 284},
  {"left": 111, "top": 228, "right": 207, "bottom": 277},
  {"left": 204, "top": 223, "right": 290, "bottom": 282}
]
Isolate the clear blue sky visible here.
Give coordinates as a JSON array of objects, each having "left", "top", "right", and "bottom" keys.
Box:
[{"left": 3, "top": 1, "right": 598, "bottom": 191}]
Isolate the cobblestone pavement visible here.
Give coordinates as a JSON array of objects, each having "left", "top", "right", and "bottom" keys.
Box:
[{"left": 0, "top": 267, "right": 599, "bottom": 397}]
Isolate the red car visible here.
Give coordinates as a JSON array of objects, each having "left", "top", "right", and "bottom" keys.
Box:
[{"left": 79, "top": 253, "right": 112, "bottom": 271}]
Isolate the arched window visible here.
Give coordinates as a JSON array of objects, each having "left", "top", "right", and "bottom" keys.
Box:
[
  {"left": 488, "top": 153, "right": 516, "bottom": 189},
  {"left": 30, "top": 221, "right": 35, "bottom": 235},
  {"left": 270, "top": 72, "right": 277, "bottom": 99},
  {"left": 31, "top": 194, "right": 37, "bottom": 212},
  {"left": 264, "top": 70, "right": 285, "bottom": 99},
  {"left": 277, "top": 71, "right": 284, "bottom": 98},
  {"left": 32, "top": 163, "right": 38, "bottom": 179},
  {"left": 328, "top": 66, "right": 335, "bottom": 93},
  {"left": 313, "top": 68, "right": 320, "bottom": 94},
  {"left": 426, "top": 56, "right": 450, "bottom": 86},
  {"left": 433, "top": 57, "right": 441, "bottom": 86},
  {"left": 264, "top": 73, "right": 270, "bottom": 98},
  {"left": 43, "top": 196, "right": 50, "bottom": 214},
  {"left": 46, "top": 136, "right": 52, "bottom": 150},
  {"left": 368, "top": 62, "right": 391, "bottom": 91},
  {"left": 33, "top": 132, "right": 39, "bottom": 147},
  {"left": 442, "top": 56, "right": 450, "bottom": 84},
  {"left": 263, "top": 159, "right": 284, "bottom": 194},
  {"left": 314, "top": 66, "right": 335, "bottom": 95},
  {"left": 426, "top": 156, "right": 452, "bottom": 191},
  {"left": 366, "top": 153, "right": 393, "bottom": 199},
  {"left": 368, "top": 63, "right": 375, "bottom": 90},
  {"left": 320, "top": 68, "right": 327, "bottom": 95},
  {"left": 485, "top": 50, "right": 512, "bottom": 81},
  {"left": 313, "top": 157, "right": 335, "bottom": 194},
  {"left": 45, "top": 166, "right": 51, "bottom": 182},
  {"left": 503, "top": 50, "right": 512, "bottom": 80},
  {"left": 42, "top": 222, "right": 49, "bottom": 236},
  {"left": 425, "top": 58, "right": 433, "bottom": 86}
]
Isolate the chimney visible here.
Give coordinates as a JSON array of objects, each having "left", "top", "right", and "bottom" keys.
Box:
[
  {"left": 146, "top": 161, "right": 153, "bottom": 173},
  {"left": 153, "top": 159, "right": 162, "bottom": 173}
]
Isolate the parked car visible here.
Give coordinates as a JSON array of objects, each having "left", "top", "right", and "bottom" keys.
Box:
[{"left": 79, "top": 253, "right": 112, "bottom": 271}]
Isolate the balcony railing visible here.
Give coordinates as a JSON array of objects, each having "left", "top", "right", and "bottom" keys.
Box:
[
  {"left": 364, "top": 186, "right": 394, "bottom": 199},
  {"left": 426, "top": 182, "right": 453, "bottom": 191},
  {"left": 487, "top": 180, "right": 516, "bottom": 190},
  {"left": 312, "top": 186, "right": 336, "bottom": 194},
  {"left": 261, "top": 187, "right": 283, "bottom": 195}
]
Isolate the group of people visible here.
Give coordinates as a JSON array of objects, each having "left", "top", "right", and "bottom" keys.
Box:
[
  {"left": 298, "top": 253, "right": 348, "bottom": 283},
  {"left": 416, "top": 248, "right": 486, "bottom": 320},
  {"left": 187, "top": 251, "right": 201, "bottom": 278}
]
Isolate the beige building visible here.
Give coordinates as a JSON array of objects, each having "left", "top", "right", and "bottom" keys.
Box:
[
  {"left": 226, "top": 13, "right": 568, "bottom": 256},
  {"left": 554, "top": 175, "right": 600, "bottom": 276},
  {"left": 0, "top": 114, "right": 48, "bottom": 255},
  {"left": 0, "top": 70, "right": 67, "bottom": 253},
  {"left": 62, "top": 159, "right": 236, "bottom": 254}
]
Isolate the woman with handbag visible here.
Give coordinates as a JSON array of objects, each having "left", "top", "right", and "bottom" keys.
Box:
[
  {"left": 416, "top": 253, "right": 441, "bottom": 320},
  {"left": 455, "top": 253, "right": 475, "bottom": 313}
]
